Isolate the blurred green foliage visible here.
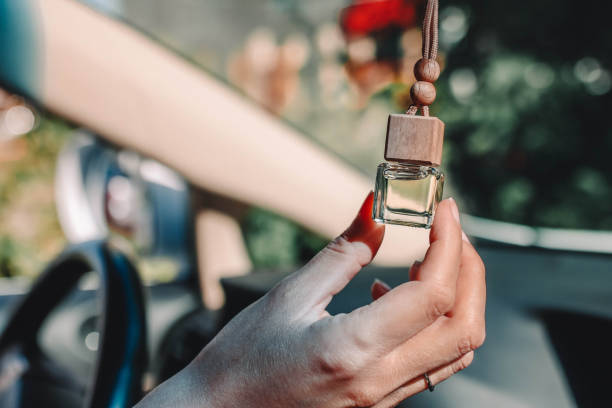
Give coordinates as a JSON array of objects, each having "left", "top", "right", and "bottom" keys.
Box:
[
  {"left": 432, "top": 0, "right": 612, "bottom": 230},
  {"left": 242, "top": 208, "right": 326, "bottom": 269},
  {"left": 0, "top": 117, "right": 69, "bottom": 277}
]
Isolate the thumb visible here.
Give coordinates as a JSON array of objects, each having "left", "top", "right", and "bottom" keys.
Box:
[{"left": 291, "top": 191, "right": 385, "bottom": 311}]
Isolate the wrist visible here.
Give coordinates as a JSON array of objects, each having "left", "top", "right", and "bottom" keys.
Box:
[{"left": 134, "top": 360, "right": 215, "bottom": 408}]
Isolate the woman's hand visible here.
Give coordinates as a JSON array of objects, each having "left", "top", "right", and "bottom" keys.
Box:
[{"left": 136, "top": 193, "right": 486, "bottom": 408}]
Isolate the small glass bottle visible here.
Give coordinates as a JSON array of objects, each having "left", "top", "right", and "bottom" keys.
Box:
[{"left": 373, "top": 114, "right": 445, "bottom": 229}]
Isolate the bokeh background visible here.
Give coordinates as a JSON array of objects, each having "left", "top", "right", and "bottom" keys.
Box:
[{"left": 1, "top": 0, "right": 611, "bottom": 279}]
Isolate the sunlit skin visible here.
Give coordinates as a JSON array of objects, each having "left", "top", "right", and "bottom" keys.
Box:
[{"left": 136, "top": 195, "right": 486, "bottom": 408}]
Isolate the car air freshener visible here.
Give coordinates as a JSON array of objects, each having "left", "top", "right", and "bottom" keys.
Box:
[{"left": 373, "top": 0, "right": 444, "bottom": 229}]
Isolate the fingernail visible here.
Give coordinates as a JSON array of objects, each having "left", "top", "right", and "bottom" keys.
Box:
[
  {"left": 342, "top": 191, "right": 385, "bottom": 258},
  {"left": 373, "top": 278, "right": 391, "bottom": 290},
  {"left": 371, "top": 278, "right": 391, "bottom": 300},
  {"left": 344, "top": 191, "right": 375, "bottom": 242},
  {"left": 357, "top": 191, "right": 375, "bottom": 223},
  {"left": 448, "top": 197, "right": 460, "bottom": 225},
  {"left": 462, "top": 231, "right": 471, "bottom": 243}
]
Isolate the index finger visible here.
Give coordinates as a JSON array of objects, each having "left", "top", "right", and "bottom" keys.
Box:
[{"left": 341, "top": 198, "right": 463, "bottom": 350}]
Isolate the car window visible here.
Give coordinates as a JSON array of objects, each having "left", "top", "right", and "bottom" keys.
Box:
[
  {"left": 2, "top": 0, "right": 612, "bottom": 284},
  {"left": 0, "top": 101, "right": 192, "bottom": 284},
  {"left": 0, "top": 97, "right": 67, "bottom": 280},
  {"left": 79, "top": 0, "right": 612, "bottom": 232}
]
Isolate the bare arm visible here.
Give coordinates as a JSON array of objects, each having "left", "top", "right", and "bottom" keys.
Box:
[{"left": 33, "top": 0, "right": 429, "bottom": 264}]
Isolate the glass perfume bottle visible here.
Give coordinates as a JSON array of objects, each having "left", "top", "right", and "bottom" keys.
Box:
[{"left": 373, "top": 114, "right": 445, "bottom": 229}]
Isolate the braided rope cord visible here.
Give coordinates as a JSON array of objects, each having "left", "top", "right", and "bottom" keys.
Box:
[{"left": 408, "top": 0, "right": 439, "bottom": 117}]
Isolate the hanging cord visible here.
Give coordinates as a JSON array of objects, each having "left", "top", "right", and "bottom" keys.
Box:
[
  {"left": 407, "top": 0, "right": 440, "bottom": 117},
  {"left": 422, "top": 0, "right": 438, "bottom": 61}
]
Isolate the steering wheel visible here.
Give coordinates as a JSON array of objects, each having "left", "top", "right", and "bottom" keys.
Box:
[{"left": 0, "top": 241, "right": 147, "bottom": 408}]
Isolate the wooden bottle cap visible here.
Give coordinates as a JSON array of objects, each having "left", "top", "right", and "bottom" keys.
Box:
[{"left": 384, "top": 114, "right": 445, "bottom": 166}]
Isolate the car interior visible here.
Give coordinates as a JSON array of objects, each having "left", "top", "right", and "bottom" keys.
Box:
[{"left": 1, "top": 0, "right": 611, "bottom": 407}]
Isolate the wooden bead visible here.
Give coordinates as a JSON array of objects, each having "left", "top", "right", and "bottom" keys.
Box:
[
  {"left": 414, "top": 58, "right": 440, "bottom": 82},
  {"left": 410, "top": 81, "right": 436, "bottom": 106}
]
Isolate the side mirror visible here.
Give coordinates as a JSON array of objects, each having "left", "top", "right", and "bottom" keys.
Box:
[{"left": 54, "top": 132, "right": 196, "bottom": 281}]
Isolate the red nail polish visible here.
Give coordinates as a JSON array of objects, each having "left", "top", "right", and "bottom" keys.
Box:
[
  {"left": 371, "top": 279, "right": 390, "bottom": 300},
  {"left": 343, "top": 192, "right": 385, "bottom": 256}
]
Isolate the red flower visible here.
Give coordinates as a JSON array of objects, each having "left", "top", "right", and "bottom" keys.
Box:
[{"left": 340, "top": 0, "right": 419, "bottom": 38}]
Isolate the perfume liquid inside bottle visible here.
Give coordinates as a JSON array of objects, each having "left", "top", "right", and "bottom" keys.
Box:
[{"left": 373, "top": 162, "right": 444, "bottom": 228}]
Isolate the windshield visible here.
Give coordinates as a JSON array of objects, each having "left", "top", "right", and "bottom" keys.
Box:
[
  {"left": 2, "top": 0, "right": 611, "bottom": 281},
  {"left": 80, "top": 0, "right": 611, "bottom": 232}
]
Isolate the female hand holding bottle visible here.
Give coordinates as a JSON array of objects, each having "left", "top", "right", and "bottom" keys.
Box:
[{"left": 136, "top": 193, "right": 486, "bottom": 408}]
